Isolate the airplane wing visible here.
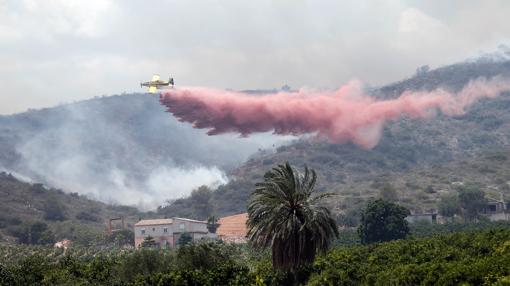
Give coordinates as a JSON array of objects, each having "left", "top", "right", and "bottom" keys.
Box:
[
  {"left": 151, "top": 74, "right": 161, "bottom": 81},
  {"left": 148, "top": 86, "right": 158, "bottom": 93}
]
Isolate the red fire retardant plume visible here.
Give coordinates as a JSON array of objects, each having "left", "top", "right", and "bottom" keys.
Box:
[{"left": 160, "top": 77, "right": 510, "bottom": 149}]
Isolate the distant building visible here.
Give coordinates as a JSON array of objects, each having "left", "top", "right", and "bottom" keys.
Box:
[
  {"left": 483, "top": 196, "right": 509, "bottom": 221},
  {"left": 217, "top": 213, "right": 248, "bottom": 243},
  {"left": 405, "top": 212, "right": 437, "bottom": 224},
  {"left": 134, "top": 217, "right": 215, "bottom": 248}
]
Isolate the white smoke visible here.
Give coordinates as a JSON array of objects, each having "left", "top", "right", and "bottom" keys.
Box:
[{"left": 3, "top": 94, "right": 290, "bottom": 210}]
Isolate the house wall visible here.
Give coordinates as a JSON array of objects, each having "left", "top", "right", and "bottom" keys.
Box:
[
  {"left": 405, "top": 214, "right": 437, "bottom": 224},
  {"left": 171, "top": 218, "right": 208, "bottom": 233},
  {"left": 487, "top": 212, "right": 510, "bottom": 222},
  {"left": 134, "top": 223, "right": 174, "bottom": 248},
  {"left": 134, "top": 219, "right": 210, "bottom": 248}
]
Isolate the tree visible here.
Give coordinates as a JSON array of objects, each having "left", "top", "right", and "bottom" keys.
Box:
[
  {"left": 358, "top": 199, "right": 410, "bottom": 244},
  {"left": 75, "top": 211, "right": 100, "bottom": 222},
  {"left": 438, "top": 194, "right": 461, "bottom": 219},
  {"left": 247, "top": 162, "right": 339, "bottom": 270},
  {"left": 189, "top": 186, "right": 213, "bottom": 220},
  {"left": 458, "top": 186, "right": 487, "bottom": 221},
  {"left": 175, "top": 241, "right": 237, "bottom": 270},
  {"left": 13, "top": 221, "right": 55, "bottom": 245},
  {"left": 43, "top": 197, "right": 67, "bottom": 221},
  {"left": 141, "top": 236, "right": 157, "bottom": 248},
  {"left": 178, "top": 233, "right": 193, "bottom": 246},
  {"left": 336, "top": 209, "right": 361, "bottom": 227},
  {"left": 107, "top": 229, "right": 134, "bottom": 247}
]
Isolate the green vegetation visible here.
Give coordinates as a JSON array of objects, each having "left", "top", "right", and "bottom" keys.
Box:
[
  {"left": 177, "top": 233, "right": 193, "bottom": 246},
  {"left": 247, "top": 163, "right": 338, "bottom": 271},
  {"left": 1, "top": 227, "right": 510, "bottom": 285},
  {"left": 438, "top": 194, "right": 461, "bottom": 219},
  {"left": 357, "top": 199, "right": 410, "bottom": 244},
  {"left": 42, "top": 197, "right": 67, "bottom": 221},
  {"left": 309, "top": 228, "right": 510, "bottom": 285},
  {"left": 458, "top": 185, "right": 488, "bottom": 221},
  {"left": 10, "top": 221, "right": 55, "bottom": 245},
  {"left": 0, "top": 172, "right": 141, "bottom": 246},
  {"left": 141, "top": 236, "right": 157, "bottom": 248}
]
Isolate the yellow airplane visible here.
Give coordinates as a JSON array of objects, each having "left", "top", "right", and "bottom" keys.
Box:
[{"left": 140, "top": 74, "right": 174, "bottom": 93}]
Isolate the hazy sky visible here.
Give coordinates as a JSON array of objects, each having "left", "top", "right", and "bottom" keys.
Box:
[{"left": 1, "top": 0, "right": 509, "bottom": 114}]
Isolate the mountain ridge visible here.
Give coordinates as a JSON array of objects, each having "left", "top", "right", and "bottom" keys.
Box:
[{"left": 158, "top": 58, "right": 510, "bottom": 220}]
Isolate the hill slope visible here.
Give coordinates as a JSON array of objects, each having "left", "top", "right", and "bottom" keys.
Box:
[
  {"left": 0, "top": 94, "right": 288, "bottom": 207},
  {"left": 158, "top": 59, "right": 510, "bottom": 219},
  {"left": 0, "top": 172, "right": 141, "bottom": 244}
]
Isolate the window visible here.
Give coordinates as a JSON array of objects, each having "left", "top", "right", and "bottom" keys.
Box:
[
  {"left": 163, "top": 228, "right": 168, "bottom": 233},
  {"left": 152, "top": 227, "right": 156, "bottom": 232},
  {"left": 179, "top": 223, "right": 185, "bottom": 230},
  {"left": 141, "top": 229, "right": 145, "bottom": 235}
]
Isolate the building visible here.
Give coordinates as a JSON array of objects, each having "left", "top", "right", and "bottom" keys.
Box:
[
  {"left": 405, "top": 212, "right": 437, "bottom": 224},
  {"left": 483, "top": 196, "right": 509, "bottom": 221},
  {"left": 217, "top": 213, "right": 248, "bottom": 243},
  {"left": 134, "top": 217, "right": 215, "bottom": 248}
]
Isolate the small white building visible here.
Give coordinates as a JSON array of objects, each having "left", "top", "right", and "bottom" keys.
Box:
[
  {"left": 134, "top": 217, "right": 215, "bottom": 248},
  {"left": 405, "top": 213, "right": 437, "bottom": 224},
  {"left": 483, "top": 198, "right": 509, "bottom": 221}
]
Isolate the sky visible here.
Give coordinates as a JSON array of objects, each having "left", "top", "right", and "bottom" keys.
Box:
[{"left": 1, "top": 0, "right": 510, "bottom": 114}]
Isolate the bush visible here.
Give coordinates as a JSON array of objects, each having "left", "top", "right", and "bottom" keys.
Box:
[
  {"left": 2, "top": 227, "right": 510, "bottom": 285},
  {"left": 75, "top": 211, "right": 101, "bottom": 222},
  {"left": 439, "top": 194, "right": 461, "bottom": 218},
  {"left": 177, "top": 232, "right": 192, "bottom": 247},
  {"left": 309, "top": 228, "right": 510, "bottom": 285},
  {"left": 43, "top": 197, "right": 67, "bottom": 221},
  {"left": 10, "top": 221, "right": 55, "bottom": 245},
  {"left": 175, "top": 241, "right": 239, "bottom": 270},
  {"left": 10, "top": 255, "right": 50, "bottom": 285},
  {"left": 116, "top": 249, "right": 174, "bottom": 283},
  {"left": 0, "top": 264, "right": 15, "bottom": 286}
]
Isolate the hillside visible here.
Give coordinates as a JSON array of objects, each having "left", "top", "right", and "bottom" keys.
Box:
[
  {"left": 158, "top": 59, "right": 510, "bottom": 219},
  {"left": 0, "top": 172, "right": 141, "bottom": 245},
  {"left": 0, "top": 94, "right": 288, "bottom": 207}
]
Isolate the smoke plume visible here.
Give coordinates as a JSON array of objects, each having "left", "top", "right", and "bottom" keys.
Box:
[
  {"left": 160, "top": 77, "right": 510, "bottom": 149},
  {"left": 1, "top": 94, "right": 290, "bottom": 210}
]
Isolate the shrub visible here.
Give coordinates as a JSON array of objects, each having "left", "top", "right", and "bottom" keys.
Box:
[
  {"left": 309, "top": 229, "right": 510, "bottom": 285},
  {"left": 43, "top": 197, "right": 67, "bottom": 221},
  {"left": 177, "top": 233, "right": 192, "bottom": 247},
  {"left": 175, "top": 241, "right": 238, "bottom": 270},
  {"left": 75, "top": 211, "right": 101, "bottom": 222},
  {"left": 10, "top": 221, "right": 55, "bottom": 245}
]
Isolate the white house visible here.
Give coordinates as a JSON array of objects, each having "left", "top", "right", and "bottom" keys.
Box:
[
  {"left": 134, "top": 217, "right": 215, "bottom": 248},
  {"left": 405, "top": 212, "right": 438, "bottom": 224}
]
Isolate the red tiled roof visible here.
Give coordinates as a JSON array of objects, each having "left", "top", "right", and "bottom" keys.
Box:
[{"left": 217, "top": 213, "right": 248, "bottom": 238}]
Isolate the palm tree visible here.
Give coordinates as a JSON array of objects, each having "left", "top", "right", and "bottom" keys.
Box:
[{"left": 247, "top": 162, "right": 339, "bottom": 270}]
